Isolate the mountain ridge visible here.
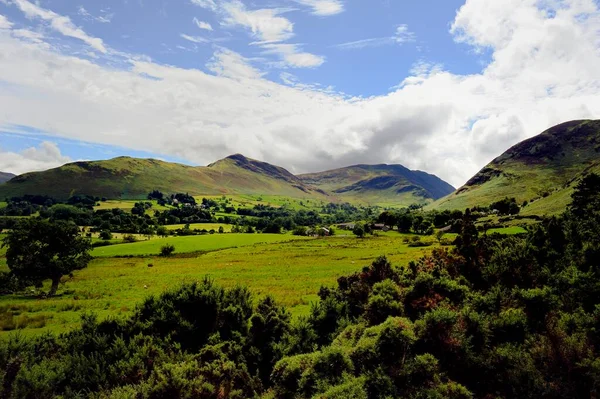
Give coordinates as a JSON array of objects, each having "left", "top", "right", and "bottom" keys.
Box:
[
  {"left": 0, "top": 172, "right": 15, "bottom": 184},
  {"left": 432, "top": 119, "right": 600, "bottom": 213},
  {"left": 0, "top": 154, "right": 451, "bottom": 205}
]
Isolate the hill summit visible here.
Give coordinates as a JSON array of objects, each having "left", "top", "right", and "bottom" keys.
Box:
[
  {"left": 433, "top": 119, "right": 600, "bottom": 214},
  {"left": 0, "top": 154, "right": 452, "bottom": 205}
]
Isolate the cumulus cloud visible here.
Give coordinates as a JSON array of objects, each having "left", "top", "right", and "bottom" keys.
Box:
[
  {"left": 0, "top": 141, "right": 71, "bottom": 175},
  {"left": 1, "top": 0, "right": 600, "bottom": 187},
  {"left": 12, "top": 0, "right": 107, "bottom": 53},
  {"left": 294, "top": 0, "right": 344, "bottom": 16}
]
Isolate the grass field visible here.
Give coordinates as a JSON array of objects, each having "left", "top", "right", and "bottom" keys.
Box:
[
  {"left": 0, "top": 234, "right": 436, "bottom": 337},
  {"left": 91, "top": 233, "right": 310, "bottom": 257},
  {"left": 486, "top": 226, "right": 527, "bottom": 235},
  {"left": 94, "top": 199, "right": 172, "bottom": 214}
]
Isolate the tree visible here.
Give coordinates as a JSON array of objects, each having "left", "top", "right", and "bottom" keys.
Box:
[
  {"left": 353, "top": 223, "right": 366, "bottom": 238},
  {"left": 156, "top": 226, "right": 169, "bottom": 238},
  {"left": 397, "top": 213, "right": 413, "bottom": 233},
  {"left": 570, "top": 173, "right": 600, "bottom": 217},
  {"left": 99, "top": 230, "right": 113, "bottom": 240},
  {"left": 2, "top": 218, "right": 92, "bottom": 296}
]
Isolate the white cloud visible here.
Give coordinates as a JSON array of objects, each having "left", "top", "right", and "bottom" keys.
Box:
[
  {"left": 261, "top": 43, "right": 325, "bottom": 68},
  {"left": 394, "top": 24, "right": 416, "bottom": 44},
  {"left": 221, "top": 1, "right": 294, "bottom": 43},
  {"left": 336, "top": 24, "right": 416, "bottom": 49},
  {"left": 190, "top": 0, "right": 217, "bottom": 11},
  {"left": 180, "top": 33, "right": 209, "bottom": 44},
  {"left": 0, "top": 13, "right": 12, "bottom": 29},
  {"left": 294, "top": 0, "right": 344, "bottom": 16},
  {"left": 193, "top": 17, "right": 213, "bottom": 31},
  {"left": 78, "top": 6, "right": 113, "bottom": 24},
  {"left": 0, "top": 141, "right": 71, "bottom": 175},
  {"left": 0, "top": 0, "right": 599, "bottom": 187},
  {"left": 13, "top": 0, "right": 107, "bottom": 53}
]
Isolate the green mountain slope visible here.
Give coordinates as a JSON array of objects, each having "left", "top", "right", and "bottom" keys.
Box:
[
  {"left": 433, "top": 119, "right": 600, "bottom": 213},
  {"left": 299, "top": 164, "right": 455, "bottom": 206},
  {"left": 0, "top": 172, "right": 15, "bottom": 184},
  {"left": 0, "top": 155, "right": 328, "bottom": 201},
  {"left": 0, "top": 154, "right": 455, "bottom": 205}
]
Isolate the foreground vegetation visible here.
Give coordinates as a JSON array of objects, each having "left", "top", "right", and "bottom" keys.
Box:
[
  {"left": 0, "top": 234, "right": 434, "bottom": 336},
  {"left": 1, "top": 174, "right": 600, "bottom": 397}
]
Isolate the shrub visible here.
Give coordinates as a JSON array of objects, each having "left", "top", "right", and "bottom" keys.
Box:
[
  {"left": 122, "top": 234, "right": 137, "bottom": 243},
  {"left": 99, "top": 230, "right": 113, "bottom": 240},
  {"left": 293, "top": 226, "right": 308, "bottom": 236},
  {"left": 159, "top": 244, "right": 175, "bottom": 257}
]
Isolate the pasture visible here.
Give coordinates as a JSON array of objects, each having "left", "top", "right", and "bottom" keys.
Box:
[
  {"left": 91, "top": 233, "right": 310, "bottom": 257},
  {"left": 0, "top": 233, "right": 437, "bottom": 337}
]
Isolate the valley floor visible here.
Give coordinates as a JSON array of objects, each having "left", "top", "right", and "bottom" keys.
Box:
[{"left": 0, "top": 233, "right": 435, "bottom": 337}]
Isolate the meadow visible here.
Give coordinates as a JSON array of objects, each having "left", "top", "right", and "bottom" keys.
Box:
[
  {"left": 90, "top": 233, "right": 310, "bottom": 257},
  {"left": 0, "top": 233, "right": 436, "bottom": 337}
]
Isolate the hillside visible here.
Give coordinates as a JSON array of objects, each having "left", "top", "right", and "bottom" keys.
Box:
[
  {"left": 433, "top": 119, "right": 600, "bottom": 213},
  {"left": 0, "top": 155, "right": 327, "bottom": 201},
  {"left": 0, "top": 172, "right": 15, "bottom": 184},
  {"left": 0, "top": 154, "right": 454, "bottom": 205},
  {"left": 299, "top": 164, "right": 455, "bottom": 206}
]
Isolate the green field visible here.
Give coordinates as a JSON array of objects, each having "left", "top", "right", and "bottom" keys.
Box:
[
  {"left": 486, "top": 226, "right": 527, "bottom": 235},
  {"left": 91, "top": 233, "right": 310, "bottom": 257},
  {"left": 0, "top": 234, "right": 435, "bottom": 337}
]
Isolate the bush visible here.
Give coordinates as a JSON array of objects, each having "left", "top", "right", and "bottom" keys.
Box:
[
  {"left": 122, "top": 234, "right": 137, "bottom": 243},
  {"left": 99, "top": 230, "right": 113, "bottom": 240},
  {"left": 160, "top": 244, "right": 175, "bottom": 257},
  {"left": 293, "top": 226, "right": 308, "bottom": 236}
]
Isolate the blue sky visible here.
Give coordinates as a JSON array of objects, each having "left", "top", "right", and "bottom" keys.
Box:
[{"left": 0, "top": 0, "right": 599, "bottom": 186}]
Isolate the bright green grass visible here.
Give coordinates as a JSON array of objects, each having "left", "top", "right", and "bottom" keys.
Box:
[
  {"left": 486, "top": 226, "right": 527, "bottom": 235},
  {"left": 200, "top": 194, "right": 330, "bottom": 211},
  {"left": 94, "top": 199, "right": 171, "bottom": 213},
  {"left": 520, "top": 187, "right": 574, "bottom": 216},
  {"left": 0, "top": 235, "right": 435, "bottom": 337},
  {"left": 91, "top": 233, "right": 310, "bottom": 257},
  {"left": 0, "top": 202, "right": 6, "bottom": 209}
]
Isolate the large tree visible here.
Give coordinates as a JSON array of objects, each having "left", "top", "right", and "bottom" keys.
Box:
[{"left": 2, "top": 218, "right": 92, "bottom": 296}]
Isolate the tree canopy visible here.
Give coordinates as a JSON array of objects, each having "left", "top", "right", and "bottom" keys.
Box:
[{"left": 2, "top": 218, "right": 92, "bottom": 296}]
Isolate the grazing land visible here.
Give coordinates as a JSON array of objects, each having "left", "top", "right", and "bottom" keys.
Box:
[
  {"left": 90, "top": 233, "right": 310, "bottom": 257},
  {"left": 0, "top": 233, "right": 435, "bottom": 337}
]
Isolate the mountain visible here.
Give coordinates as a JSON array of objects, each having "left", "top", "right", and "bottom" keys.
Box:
[
  {"left": 299, "top": 164, "right": 455, "bottom": 206},
  {"left": 433, "top": 120, "right": 600, "bottom": 214},
  {"left": 0, "top": 172, "right": 15, "bottom": 184},
  {"left": 0, "top": 154, "right": 453, "bottom": 205},
  {"left": 0, "top": 155, "right": 326, "bottom": 201}
]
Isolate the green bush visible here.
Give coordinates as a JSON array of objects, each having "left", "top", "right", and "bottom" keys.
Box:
[
  {"left": 122, "top": 234, "right": 137, "bottom": 243},
  {"left": 159, "top": 244, "right": 175, "bottom": 257}
]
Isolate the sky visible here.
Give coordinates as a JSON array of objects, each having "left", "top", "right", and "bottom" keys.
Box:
[{"left": 0, "top": 0, "right": 599, "bottom": 187}]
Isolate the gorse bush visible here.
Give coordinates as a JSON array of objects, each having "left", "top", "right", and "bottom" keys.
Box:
[
  {"left": 159, "top": 244, "right": 175, "bottom": 256},
  {"left": 2, "top": 174, "right": 600, "bottom": 398}
]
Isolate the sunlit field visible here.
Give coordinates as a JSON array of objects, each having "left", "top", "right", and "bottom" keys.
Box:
[{"left": 0, "top": 233, "right": 436, "bottom": 337}]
